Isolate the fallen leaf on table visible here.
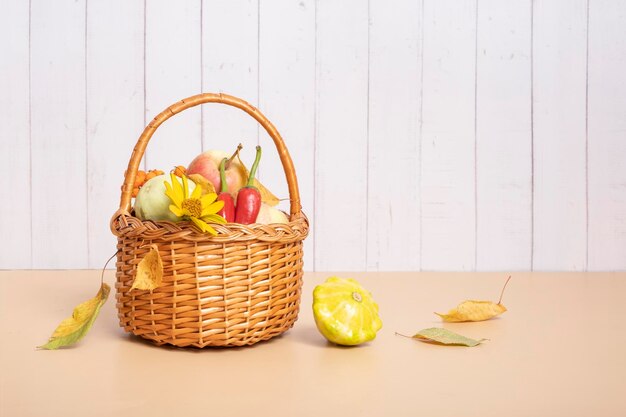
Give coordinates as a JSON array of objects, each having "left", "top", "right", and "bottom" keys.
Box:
[
  {"left": 38, "top": 282, "right": 110, "bottom": 350},
  {"left": 436, "top": 276, "right": 511, "bottom": 322},
  {"left": 131, "top": 244, "right": 163, "bottom": 291},
  {"left": 436, "top": 300, "right": 507, "bottom": 322},
  {"left": 237, "top": 154, "right": 280, "bottom": 206},
  {"left": 397, "top": 328, "right": 487, "bottom": 347},
  {"left": 188, "top": 173, "right": 216, "bottom": 195}
]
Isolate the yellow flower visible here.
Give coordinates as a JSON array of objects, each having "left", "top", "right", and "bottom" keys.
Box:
[{"left": 164, "top": 173, "right": 226, "bottom": 235}]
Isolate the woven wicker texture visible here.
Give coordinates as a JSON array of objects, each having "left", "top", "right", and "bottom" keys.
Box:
[{"left": 111, "top": 93, "right": 309, "bottom": 347}]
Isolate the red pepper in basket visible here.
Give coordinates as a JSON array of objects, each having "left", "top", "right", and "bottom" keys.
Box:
[
  {"left": 217, "top": 158, "right": 235, "bottom": 222},
  {"left": 235, "top": 146, "right": 262, "bottom": 225}
]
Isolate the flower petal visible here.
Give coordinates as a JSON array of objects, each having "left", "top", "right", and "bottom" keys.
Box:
[
  {"left": 169, "top": 205, "right": 184, "bottom": 217},
  {"left": 202, "top": 222, "right": 218, "bottom": 235},
  {"left": 209, "top": 200, "right": 225, "bottom": 212},
  {"left": 201, "top": 200, "right": 224, "bottom": 217},
  {"left": 165, "top": 188, "right": 181, "bottom": 207},
  {"left": 190, "top": 184, "right": 202, "bottom": 199},
  {"left": 182, "top": 175, "right": 190, "bottom": 199},
  {"left": 170, "top": 173, "right": 184, "bottom": 202},
  {"left": 201, "top": 193, "right": 218, "bottom": 206},
  {"left": 190, "top": 216, "right": 218, "bottom": 235},
  {"left": 202, "top": 214, "right": 227, "bottom": 224},
  {"left": 189, "top": 216, "right": 207, "bottom": 232}
]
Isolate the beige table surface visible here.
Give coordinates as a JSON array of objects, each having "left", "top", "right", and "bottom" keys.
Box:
[{"left": 1, "top": 271, "right": 625, "bottom": 417}]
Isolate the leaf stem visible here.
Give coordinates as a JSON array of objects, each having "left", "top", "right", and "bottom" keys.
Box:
[
  {"left": 394, "top": 332, "right": 413, "bottom": 339},
  {"left": 101, "top": 250, "right": 121, "bottom": 285},
  {"left": 498, "top": 275, "right": 512, "bottom": 305}
]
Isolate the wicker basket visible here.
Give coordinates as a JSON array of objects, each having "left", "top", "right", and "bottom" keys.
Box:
[{"left": 110, "top": 93, "right": 309, "bottom": 348}]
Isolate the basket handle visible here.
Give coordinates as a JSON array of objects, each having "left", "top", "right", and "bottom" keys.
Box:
[{"left": 115, "top": 93, "right": 302, "bottom": 218}]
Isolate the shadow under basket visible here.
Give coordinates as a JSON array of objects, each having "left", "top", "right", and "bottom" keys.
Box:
[{"left": 110, "top": 93, "right": 309, "bottom": 348}]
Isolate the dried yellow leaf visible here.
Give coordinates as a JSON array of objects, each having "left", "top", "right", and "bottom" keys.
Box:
[
  {"left": 255, "top": 179, "right": 280, "bottom": 206},
  {"left": 436, "top": 300, "right": 507, "bottom": 322},
  {"left": 435, "top": 275, "right": 511, "bottom": 322},
  {"left": 237, "top": 154, "right": 280, "bottom": 206},
  {"left": 131, "top": 244, "right": 163, "bottom": 291},
  {"left": 38, "top": 282, "right": 110, "bottom": 349},
  {"left": 188, "top": 173, "right": 216, "bottom": 195}
]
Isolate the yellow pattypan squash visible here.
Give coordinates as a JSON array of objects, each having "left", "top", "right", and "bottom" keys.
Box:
[{"left": 312, "top": 277, "right": 383, "bottom": 346}]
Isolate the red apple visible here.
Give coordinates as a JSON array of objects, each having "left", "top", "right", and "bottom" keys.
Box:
[{"left": 186, "top": 149, "right": 246, "bottom": 197}]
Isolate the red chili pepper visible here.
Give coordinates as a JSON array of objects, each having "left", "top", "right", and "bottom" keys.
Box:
[
  {"left": 217, "top": 158, "right": 235, "bottom": 222},
  {"left": 235, "top": 146, "right": 262, "bottom": 225}
]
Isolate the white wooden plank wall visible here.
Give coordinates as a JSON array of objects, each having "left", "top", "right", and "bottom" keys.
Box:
[
  {"left": 145, "top": 1, "right": 202, "bottom": 170},
  {"left": 367, "top": 0, "right": 421, "bottom": 271},
  {"left": 315, "top": 0, "right": 368, "bottom": 271},
  {"left": 476, "top": 0, "right": 532, "bottom": 271},
  {"left": 0, "top": 1, "right": 30, "bottom": 268},
  {"left": 258, "top": 0, "right": 316, "bottom": 270},
  {"left": 30, "top": 0, "right": 88, "bottom": 269},
  {"left": 1, "top": 0, "right": 625, "bottom": 272},
  {"left": 86, "top": 0, "right": 144, "bottom": 268},
  {"left": 202, "top": 0, "right": 259, "bottom": 163},
  {"left": 588, "top": 0, "right": 626, "bottom": 270},
  {"left": 421, "top": 0, "right": 477, "bottom": 270},
  {"left": 533, "top": 0, "right": 588, "bottom": 270}
]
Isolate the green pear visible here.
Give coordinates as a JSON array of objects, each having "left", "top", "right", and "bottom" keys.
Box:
[{"left": 134, "top": 174, "right": 195, "bottom": 222}]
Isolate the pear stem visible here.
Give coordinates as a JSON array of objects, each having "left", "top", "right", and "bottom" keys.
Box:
[
  {"left": 225, "top": 143, "right": 243, "bottom": 169},
  {"left": 497, "top": 275, "right": 512, "bottom": 305}
]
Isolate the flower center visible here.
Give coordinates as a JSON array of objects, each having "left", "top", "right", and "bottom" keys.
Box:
[{"left": 181, "top": 198, "right": 202, "bottom": 218}]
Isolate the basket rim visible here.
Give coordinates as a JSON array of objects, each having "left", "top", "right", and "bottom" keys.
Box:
[{"left": 111, "top": 210, "right": 309, "bottom": 243}]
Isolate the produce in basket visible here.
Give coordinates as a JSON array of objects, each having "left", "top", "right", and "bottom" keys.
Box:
[
  {"left": 255, "top": 202, "right": 289, "bottom": 224},
  {"left": 313, "top": 277, "right": 383, "bottom": 346},
  {"left": 188, "top": 144, "right": 280, "bottom": 207},
  {"left": 130, "top": 169, "right": 164, "bottom": 197},
  {"left": 163, "top": 173, "right": 226, "bottom": 235},
  {"left": 216, "top": 158, "right": 236, "bottom": 222},
  {"left": 187, "top": 145, "right": 246, "bottom": 198},
  {"left": 134, "top": 174, "right": 187, "bottom": 222},
  {"left": 172, "top": 165, "right": 186, "bottom": 177},
  {"left": 133, "top": 148, "right": 285, "bottom": 226},
  {"left": 235, "top": 146, "right": 263, "bottom": 224}
]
